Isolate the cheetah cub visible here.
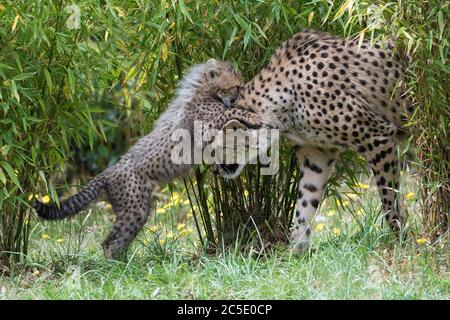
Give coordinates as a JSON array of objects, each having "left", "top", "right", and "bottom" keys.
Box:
[
  {"left": 34, "top": 59, "right": 260, "bottom": 260},
  {"left": 220, "top": 30, "right": 412, "bottom": 253}
]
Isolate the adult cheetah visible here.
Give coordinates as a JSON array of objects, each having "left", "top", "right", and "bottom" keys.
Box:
[
  {"left": 33, "top": 59, "right": 261, "bottom": 260},
  {"left": 220, "top": 30, "right": 412, "bottom": 252}
]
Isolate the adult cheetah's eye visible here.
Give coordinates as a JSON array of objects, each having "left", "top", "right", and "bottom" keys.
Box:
[
  {"left": 217, "top": 90, "right": 234, "bottom": 108},
  {"left": 236, "top": 86, "right": 244, "bottom": 97}
]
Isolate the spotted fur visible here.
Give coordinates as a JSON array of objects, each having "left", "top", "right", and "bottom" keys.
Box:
[
  {"left": 222, "top": 30, "right": 412, "bottom": 252},
  {"left": 34, "top": 59, "right": 260, "bottom": 260}
]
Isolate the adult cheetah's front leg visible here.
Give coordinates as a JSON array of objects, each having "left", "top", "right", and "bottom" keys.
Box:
[{"left": 291, "top": 147, "right": 335, "bottom": 253}]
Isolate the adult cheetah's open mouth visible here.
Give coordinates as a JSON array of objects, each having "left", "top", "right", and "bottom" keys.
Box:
[
  {"left": 213, "top": 118, "right": 252, "bottom": 179},
  {"left": 220, "top": 163, "right": 240, "bottom": 175},
  {"left": 216, "top": 119, "right": 264, "bottom": 179},
  {"left": 217, "top": 163, "right": 246, "bottom": 179}
]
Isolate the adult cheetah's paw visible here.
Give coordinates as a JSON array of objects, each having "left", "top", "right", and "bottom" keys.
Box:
[
  {"left": 290, "top": 241, "right": 310, "bottom": 255},
  {"left": 290, "top": 227, "right": 311, "bottom": 255}
]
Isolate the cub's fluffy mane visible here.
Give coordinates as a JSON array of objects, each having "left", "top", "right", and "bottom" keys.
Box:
[{"left": 154, "top": 62, "right": 216, "bottom": 133}]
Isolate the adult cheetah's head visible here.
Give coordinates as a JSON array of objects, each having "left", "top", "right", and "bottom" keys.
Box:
[{"left": 213, "top": 119, "right": 274, "bottom": 180}]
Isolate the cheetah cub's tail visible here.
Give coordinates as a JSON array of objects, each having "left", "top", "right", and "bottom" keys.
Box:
[{"left": 33, "top": 174, "right": 106, "bottom": 220}]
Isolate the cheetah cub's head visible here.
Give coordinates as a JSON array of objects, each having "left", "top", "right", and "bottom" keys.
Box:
[{"left": 197, "top": 59, "right": 243, "bottom": 108}]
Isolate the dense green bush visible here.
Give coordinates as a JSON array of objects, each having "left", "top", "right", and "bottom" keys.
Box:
[
  {"left": 0, "top": 0, "right": 447, "bottom": 265},
  {"left": 0, "top": 0, "right": 159, "bottom": 265},
  {"left": 174, "top": 0, "right": 449, "bottom": 248}
]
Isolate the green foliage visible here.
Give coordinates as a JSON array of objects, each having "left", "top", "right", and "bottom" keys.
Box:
[
  {"left": 0, "top": 0, "right": 448, "bottom": 265},
  {"left": 1, "top": 196, "right": 448, "bottom": 299},
  {"left": 187, "top": 144, "right": 300, "bottom": 251},
  {"left": 176, "top": 0, "right": 449, "bottom": 249},
  {"left": 0, "top": 0, "right": 152, "bottom": 265}
]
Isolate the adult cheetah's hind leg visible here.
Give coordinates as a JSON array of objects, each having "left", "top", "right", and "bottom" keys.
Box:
[
  {"left": 291, "top": 147, "right": 335, "bottom": 253},
  {"left": 103, "top": 191, "right": 151, "bottom": 261},
  {"left": 363, "top": 141, "right": 407, "bottom": 233}
]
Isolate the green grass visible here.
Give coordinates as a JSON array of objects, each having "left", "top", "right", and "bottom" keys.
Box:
[
  {"left": 1, "top": 172, "right": 448, "bottom": 299},
  {"left": 1, "top": 237, "right": 448, "bottom": 299}
]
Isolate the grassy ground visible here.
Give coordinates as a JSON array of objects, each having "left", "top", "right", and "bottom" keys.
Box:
[{"left": 0, "top": 172, "right": 448, "bottom": 299}]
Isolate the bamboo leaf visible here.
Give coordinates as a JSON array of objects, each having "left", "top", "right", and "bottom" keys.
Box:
[
  {"left": 11, "top": 14, "right": 20, "bottom": 32},
  {"left": 334, "top": 0, "right": 354, "bottom": 22},
  {"left": 10, "top": 80, "right": 20, "bottom": 103},
  {"left": 1, "top": 161, "right": 21, "bottom": 190},
  {"left": 67, "top": 68, "right": 75, "bottom": 96},
  {"left": 0, "top": 168, "right": 6, "bottom": 185},
  {"left": 161, "top": 41, "right": 169, "bottom": 62},
  {"left": 12, "top": 72, "right": 36, "bottom": 81},
  {"left": 43, "top": 68, "right": 53, "bottom": 93},
  {"left": 308, "top": 11, "right": 314, "bottom": 25}
]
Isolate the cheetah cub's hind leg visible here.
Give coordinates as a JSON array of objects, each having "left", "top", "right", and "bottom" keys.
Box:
[
  {"left": 291, "top": 147, "right": 335, "bottom": 253},
  {"left": 103, "top": 177, "right": 153, "bottom": 261}
]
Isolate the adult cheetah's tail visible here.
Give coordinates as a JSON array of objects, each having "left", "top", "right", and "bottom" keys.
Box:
[{"left": 33, "top": 175, "right": 106, "bottom": 220}]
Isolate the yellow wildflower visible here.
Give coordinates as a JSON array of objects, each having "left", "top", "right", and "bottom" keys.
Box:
[
  {"left": 326, "top": 210, "right": 336, "bottom": 217},
  {"left": 156, "top": 207, "right": 166, "bottom": 214},
  {"left": 357, "top": 208, "right": 363, "bottom": 216},
  {"left": 168, "top": 199, "right": 180, "bottom": 207},
  {"left": 142, "top": 239, "right": 149, "bottom": 245},
  {"left": 41, "top": 195, "right": 51, "bottom": 204},
  {"left": 32, "top": 269, "right": 40, "bottom": 276},
  {"left": 183, "top": 199, "right": 190, "bottom": 205},
  {"left": 166, "top": 231, "right": 175, "bottom": 239},
  {"left": 56, "top": 238, "right": 65, "bottom": 243},
  {"left": 347, "top": 193, "right": 359, "bottom": 199},
  {"left": 148, "top": 225, "right": 161, "bottom": 232},
  {"left": 114, "top": 6, "right": 126, "bottom": 17},
  {"left": 357, "top": 183, "right": 369, "bottom": 189},
  {"left": 159, "top": 238, "right": 166, "bottom": 245},
  {"left": 416, "top": 238, "right": 428, "bottom": 245},
  {"left": 406, "top": 192, "right": 415, "bottom": 201},
  {"left": 176, "top": 223, "right": 186, "bottom": 231},
  {"left": 314, "top": 223, "right": 325, "bottom": 232},
  {"left": 180, "top": 228, "right": 193, "bottom": 237},
  {"left": 97, "top": 201, "right": 112, "bottom": 209},
  {"left": 28, "top": 194, "right": 38, "bottom": 201},
  {"left": 186, "top": 212, "right": 193, "bottom": 219},
  {"left": 332, "top": 227, "right": 341, "bottom": 236},
  {"left": 41, "top": 233, "right": 49, "bottom": 240},
  {"left": 341, "top": 200, "right": 350, "bottom": 207},
  {"left": 171, "top": 192, "right": 180, "bottom": 200}
]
